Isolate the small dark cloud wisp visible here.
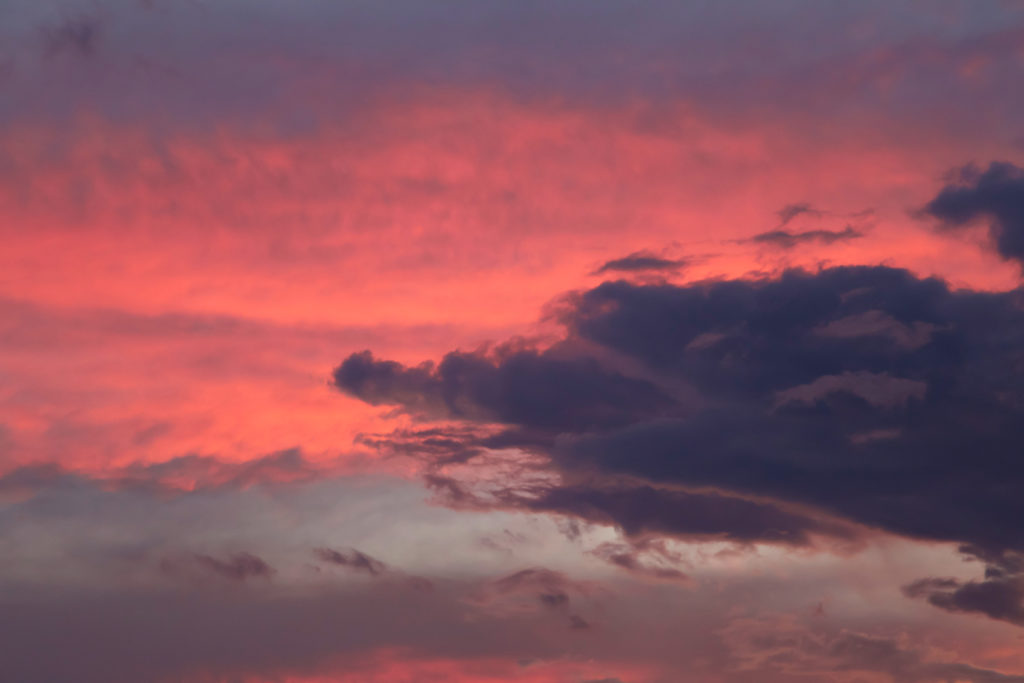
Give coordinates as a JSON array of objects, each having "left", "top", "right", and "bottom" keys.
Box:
[
  {"left": 314, "top": 547, "right": 388, "bottom": 576},
  {"left": 592, "top": 251, "right": 687, "bottom": 275},
  {"left": 776, "top": 202, "right": 821, "bottom": 227},
  {"left": 750, "top": 225, "right": 863, "bottom": 249},
  {"left": 193, "top": 552, "right": 274, "bottom": 581}
]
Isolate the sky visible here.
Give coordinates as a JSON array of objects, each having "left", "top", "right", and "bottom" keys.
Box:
[{"left": 3, "top": 1, "right": 1024, "bottom": 681}]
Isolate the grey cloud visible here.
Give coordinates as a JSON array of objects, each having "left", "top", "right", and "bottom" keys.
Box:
[
  {"left": 904, "top": 562, "right": 1024, "bottom": 627},
  {"left": 341, "top": 264, "right": 1024, "bottom": 569},
  {"left": 590, "top": 542, "right": 690, "bottom": 583},
  {"left": 314, "top": 547, "right": 388, "bottom": 576},
  {"left": 334, "top": 347, "right": 675, "bottom": 433},
  {"left": 924, "top": 161, "right": 1024, "bottom": 268},
  {"left": 193, "top": 552, "right": 274, "bottom": 581},
  {"left": 776, "top": 202, "right": 820, "bottom": 227}
]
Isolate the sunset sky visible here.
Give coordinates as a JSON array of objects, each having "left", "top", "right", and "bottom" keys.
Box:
[{"left": 4, "top": 2, "right": 1024, "bottom": 682}]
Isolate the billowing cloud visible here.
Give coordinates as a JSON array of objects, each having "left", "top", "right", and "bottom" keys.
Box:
[
  {"left": 338, "top": 264, "right": 1024, "bottom": 627},
  {"left": 904, "top": 549, "right": 1024, "bottom": 627},
  {"left": 924, "top": 162, "right": 1024, "bottom": 266},
  {"left": 334, "top": 347, "right": 674, "bottom": 433}
]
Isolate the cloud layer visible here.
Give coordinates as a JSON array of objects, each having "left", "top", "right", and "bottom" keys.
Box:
[{"left": 337, "top": 264, "right": 1024, "bottom": 627}]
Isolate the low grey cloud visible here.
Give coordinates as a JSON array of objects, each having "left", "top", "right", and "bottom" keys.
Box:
[{"left": 192, "top": 552, "right": 275, "bottom": 581}]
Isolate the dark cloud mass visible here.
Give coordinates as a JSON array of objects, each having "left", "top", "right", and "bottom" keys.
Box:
[
  {"left": 924, "top": 161, "right": 1024, "bottom": 266},
  {"left": 338, "top": 264, "right": 1024, "bottom": 622},
  {"left": 904, "top": 575, "right": 1024, "bottom": 626},
  {"left": 903, "top": 548, "right": 1024, "bottom": 626},
  {"left": 502, "top": 482, "right": 858, "bottom": 547},
  {"left": 334, "top": 347, "right": 674, "bottom": 432}
]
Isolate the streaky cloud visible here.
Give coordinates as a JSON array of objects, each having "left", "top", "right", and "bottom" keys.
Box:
[
  {"left": 592, "top": 251, "right": 687, "bottom": 275},
  {"left": 750, "top": 225, "right": 863, "bottom": 249}
]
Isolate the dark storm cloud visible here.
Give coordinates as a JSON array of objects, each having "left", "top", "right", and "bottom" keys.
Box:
[
  {"left": 904, "top": 575, "right": 1024, "bottom": 625},
  {"left": 750, "top": 225, "right": 863, "bottom": 249},
  {"left": 552, "top": 266, "right": 1024, "bottom": 553},
  {"left": 903, "top": 548, "right": 1024, "bottom": 626},
  {"left": 924, "top": 161, "right": 1024, "bottom": 267},
  {"left": 592, "top": 251, "right": 687, "bottom": 275},
  {"left": 314, "top": 547, "right": 388, "bottom": 576},
  {"left": 507, "top": 483, "right": 859, "bottom": 547},
  {"left": 334, "top": 347, "right": 675, "bottom": 433},
  {"left": 420, "top": 466, "right": 859, "bottom": 553},
  {"left": 339, "top": 263, "right": 1024, "bottom": 618}
]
